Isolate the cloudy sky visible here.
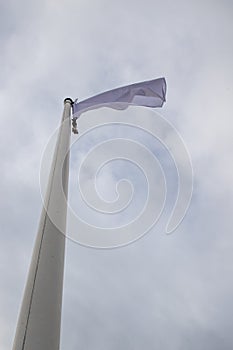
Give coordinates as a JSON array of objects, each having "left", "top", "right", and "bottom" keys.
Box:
[{"left": 1, "top": 0, "right": 233, "bottom": 349}]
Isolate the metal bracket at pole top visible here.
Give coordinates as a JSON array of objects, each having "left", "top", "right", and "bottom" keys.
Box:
[
  {"left": 64, "top": 97, "right": 74, "bottom": 105},
  {"left": 64, "top": 98, "right": 78, "bottom": 135}
]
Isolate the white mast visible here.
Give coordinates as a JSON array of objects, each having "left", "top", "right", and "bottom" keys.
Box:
[{"left": 13, "top": 98, "right": 73, "bottom": 350}]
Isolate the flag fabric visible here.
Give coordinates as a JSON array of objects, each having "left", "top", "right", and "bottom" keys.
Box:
[{"left": 72, "top": 77, "right": 166, "bottom": 119}]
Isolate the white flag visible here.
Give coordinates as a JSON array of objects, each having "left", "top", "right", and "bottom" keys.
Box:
[{"left": 73, "top": 77, "right": 166, "bottom": 119}]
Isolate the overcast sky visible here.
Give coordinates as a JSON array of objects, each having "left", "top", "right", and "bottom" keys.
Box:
[{"left": 1, "top": 0, "right": 233, "bottom": 349}]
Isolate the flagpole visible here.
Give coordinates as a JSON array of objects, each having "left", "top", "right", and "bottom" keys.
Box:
[{"left": 13, "top": 98, "right": 73, "bottom": 350}]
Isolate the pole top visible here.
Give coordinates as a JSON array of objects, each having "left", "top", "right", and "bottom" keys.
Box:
[{"left": 64, "top": 97, "right": 74, "bottom": 105}]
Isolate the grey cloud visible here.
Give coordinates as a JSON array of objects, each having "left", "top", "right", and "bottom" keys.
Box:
[{"left": 1, "top": 0, "right": 233, "bottom": 349}]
